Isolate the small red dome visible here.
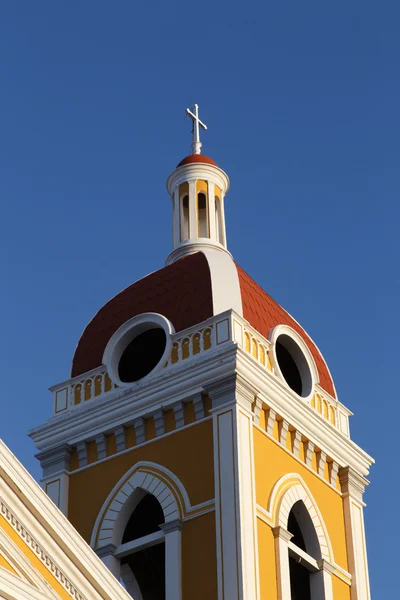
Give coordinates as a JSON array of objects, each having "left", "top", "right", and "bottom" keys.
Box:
[{"left": 177, "top": 154, "right": 218, "bottom": 168}]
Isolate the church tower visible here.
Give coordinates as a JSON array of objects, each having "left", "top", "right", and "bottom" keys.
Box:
[{"left": 30, "top": 106, "right": 374, "bottom": 600}]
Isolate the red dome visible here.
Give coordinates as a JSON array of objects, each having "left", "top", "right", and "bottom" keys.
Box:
[
  {"left": 71, "top": 252, "right": 335, "bottom": 398},
  {"left": 177, "top": 154, "right": 218, "bottom": 168},
  {"left": 71, "top": 253, "right": 213, "bottom": 377},
  {"left": 236, "top": 265, "right": 335, "bottom": 397}
]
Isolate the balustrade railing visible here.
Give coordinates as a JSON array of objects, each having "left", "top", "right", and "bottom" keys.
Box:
[{"left": 50, "top": 311, "right": 350, "bottom": 437}]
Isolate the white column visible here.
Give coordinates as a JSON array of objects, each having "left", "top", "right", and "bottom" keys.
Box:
[
  {"left": 173, "top": 188, "right": 180, "bottom": 248},
  {"left": 316, "top": 559, "right": 334, "bottom": 600},
  {"left": 161, "top": 519, "right": 183, "bottom": 600},
  {"left": 339, "top": 467, "right": 371, "bottom": 600},
  {"left": 272, "top": 526, "right": 292, "bottom": 600},
  {"left": 188, "top": 180, "right": 197, "bottom": 239},
  {"left": 219, "top": 193, "right": 227, "bottom": 247},
  {"left": 208, "top": 181, "right": 216, "bottom": 241},
  {"left": 209, "top": 375, "right": 259, "bottom": 600}
]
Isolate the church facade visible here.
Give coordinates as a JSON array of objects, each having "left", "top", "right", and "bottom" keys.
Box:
[{"left": 26, "top": 105, "right": 374, "bottom": 600}]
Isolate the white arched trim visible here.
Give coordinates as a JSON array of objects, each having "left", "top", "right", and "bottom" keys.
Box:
[
  {"left": 268, "top": 473, "right": 333, "bottom": 561},
  {"left": 91, "top": 461, "right": 189, "bottom": 549},
  {"left": 269, "top": 474, "right": 334, "bottom": 600}
]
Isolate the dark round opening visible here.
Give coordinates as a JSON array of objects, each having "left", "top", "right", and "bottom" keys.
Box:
[
  {"left": 118, "top": 328, "right": 166, "bottom": 383},
  {"left": 276, "top": 339, "right": 302, "bottom": 396}
]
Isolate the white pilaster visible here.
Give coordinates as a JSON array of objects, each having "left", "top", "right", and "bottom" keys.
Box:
[
  {"left": 208, "top": 375, "right": 259, "bottom": 600},
  {"left": 339, "top": 467, "right": 371, "bottom": 600},
  {"left": 188, "top": 180, "right": 197, "bottom": 239},
  {"left": 173, "top": 188, "right": 180, "bottom": 248},
  {"left": 273, "top": 526, "right": 292, "bottom": 600},
  {"left": 208, "top": 181, "right": 216, "bottom": 240},
  {"left": 160, "top": 519, "right": 183, "bottom": 600}
]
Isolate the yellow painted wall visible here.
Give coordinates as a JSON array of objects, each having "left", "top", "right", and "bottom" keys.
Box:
[
  {"left": 254, "top": 428, "right": 349, "bottom": 571},
  {"left": 69, "top": 420, "right": 214, "bottom": 543},
  {"left": 0, "top": 514, "right": 71, "bottom": 599},
  {"left": 257, "top": 519, "right": 278, "bottom": 599},
  {"left": 332, "top": 574, "right": 351, "bottom": 599},
  {"left": 182, "top": 511, "right": 218, "bottom": 599}
]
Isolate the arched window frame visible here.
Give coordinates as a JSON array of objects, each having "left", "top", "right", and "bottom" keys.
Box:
[
  {"left": 91, "top": 462, "right": 188, "bottom": 600},
  {"left": 179, "top": 192, "right": 190, "bottom": 241},
  {"left": 270, "top": 475, "right": 335, "bottom": 600}
]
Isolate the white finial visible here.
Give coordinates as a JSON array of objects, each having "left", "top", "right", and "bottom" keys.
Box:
[{"left": 185, "top": 104, "right": 207, "bottom": 154}]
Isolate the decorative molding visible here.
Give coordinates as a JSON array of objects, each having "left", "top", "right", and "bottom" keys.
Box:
[
  {"left": 153, "top": 410, "right": 165, "bottom": 437},
  {"left": 92, "top": 462, "right": 189, "bottom": 549},
  {"left": 95, "top": 434, "right": 107, "bottom": 461},
  {"left": 0, "top": 441, "right": 133, "bottom": 600},
  {"left": 133, "top": 417, "right": 145, "bottom": 445},
  {"left": 193, "top": 394, "right": 205, "bottom": 421},
  {"left": 268, "top": 473, "right": 334, "bottom": 562},
  {"left": 76, "top": 442, "right": 88, "bottom": 468},
  {"left": 30, "top": 310, "right": 373, "bottom": 479},
  {"left": 160, "top": 519, "right": 184, "bottom": 534},
  {"left": 114, "top": 427, "right": 126, "bottom": 453},
  {"left": 272, "top": 526, "right": 293, "bottom": 543},
  {"left": 0, "top": 498, "right": 84, "bottom": 600},
  {"left": 172, "top": 402, "right": 185, "bottom": 429},
  {"left": 339, "top": 466, "right": 369, "bottom": 502}
]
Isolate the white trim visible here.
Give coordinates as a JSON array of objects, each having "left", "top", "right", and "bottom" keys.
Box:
[
  {"left": 102, "top": 312, "right": 175, "bottom": 387},
  {"left": 272, "top": 476, "right": 334, "bottom": 600},
  {"left": 269, "top": 473, "right": 333, "bottom": 561},
  {"left": 31, "top": 335, "right": 373, "bottom": 478},
  {"left": 114, "top": 530, "right": 164, "bottom": 558},
  {"left": 0, "top": 567, "right": 55, "bottom": 600},
  {"left": 0, "top": 440, "right": 133, "bottom": 600},
  {"left": 0, "top": 529, "right": 60, "bottom": 600},
  {"left": 201, "top": 249, "right": 243, "bottom": 317},
  {"left": 269, "top": 324, "right": 319, "bottom": 400},
  {"left": 91, "top": 461, "right": 188, "bottom": 549}
]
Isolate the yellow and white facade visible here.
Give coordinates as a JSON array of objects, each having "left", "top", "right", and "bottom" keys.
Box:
[{"left": 29, "top": 105, "right": 374, "bottom": 600}]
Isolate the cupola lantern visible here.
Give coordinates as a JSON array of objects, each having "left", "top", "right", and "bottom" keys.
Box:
[{"left": 166, "top": 104, "right": 230, "bottom": 265}]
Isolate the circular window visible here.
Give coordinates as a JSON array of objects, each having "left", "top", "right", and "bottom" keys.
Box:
[
  {"left": 118, "top": 328, "right": 166, "bottom": 383},
  {"left": 103, "top": 313, "right": 174, "bottom": 387},
  {"left": 273, "top": 332, "right": 313, "bottom": 398}
]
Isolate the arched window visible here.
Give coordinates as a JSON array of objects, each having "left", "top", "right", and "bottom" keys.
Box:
[
  {"left": 180, "top": 195, "right": 189, "bottom": 241},
  {"left": 118, "top": 491, "right": 166, "bottom": 599},
  {"left": 287, "top": 501, "right": 325, "bottom": 600},
  {"left": 215, "top": 196, "right": 224, "bottom": 244},
  {"left": 197, "top": 192, "right": 209, "bottom": 238}
]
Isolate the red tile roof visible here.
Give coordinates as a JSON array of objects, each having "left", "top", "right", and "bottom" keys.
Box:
[
  {"left": 71, "top": 253, "right": 213, "bottom": 377},
  {"left": 71, "top": 251, "right": 335, "bottom": 398},
  {"left": 236, "top": 264, "right": 335, "bottom": 397},
  {"left": 177, "top": 154, "right": 218, "bottom": 168}
]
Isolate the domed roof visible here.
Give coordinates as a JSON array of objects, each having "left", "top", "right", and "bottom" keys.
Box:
[
  {"left": 71, "top": 252, "right": 336, "bottom": 398},
  {"left": 177, "top": 154, "right": 218, "bottom": 168}
]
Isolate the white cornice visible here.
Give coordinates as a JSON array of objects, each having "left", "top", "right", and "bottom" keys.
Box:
[
  {"left": 30, "top": 345, "right": 239, "bottom": 450},
  {"left": 31, "top": 340, "right": 373, "bottom": 478},
  {"left": 235, "top": 349, "right": 374, "bottom": 476},
  {"left": 0, "top": 440, "right": 134, "bottom": 600}
]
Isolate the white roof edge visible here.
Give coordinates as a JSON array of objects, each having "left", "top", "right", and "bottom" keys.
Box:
[{"left": 0, "top": 439, "right": 132, "bottom": 600}]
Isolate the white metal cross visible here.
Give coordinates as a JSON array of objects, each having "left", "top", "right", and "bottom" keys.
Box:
[{"left": 185, "top": 104, "right": 207, "bottom": 155}]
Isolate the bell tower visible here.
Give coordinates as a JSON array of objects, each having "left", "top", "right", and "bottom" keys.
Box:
[{"left": 30, "top": 105, "right": 374, "bottom": 600}]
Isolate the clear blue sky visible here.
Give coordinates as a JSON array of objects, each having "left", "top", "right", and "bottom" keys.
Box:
[{"left": 0, "top": 2, "right": 397, "bottom": 595}]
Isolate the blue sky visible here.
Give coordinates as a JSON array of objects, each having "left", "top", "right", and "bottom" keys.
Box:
[{"left": 0, "top": 2, "right": 397, "bottom": 595}]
